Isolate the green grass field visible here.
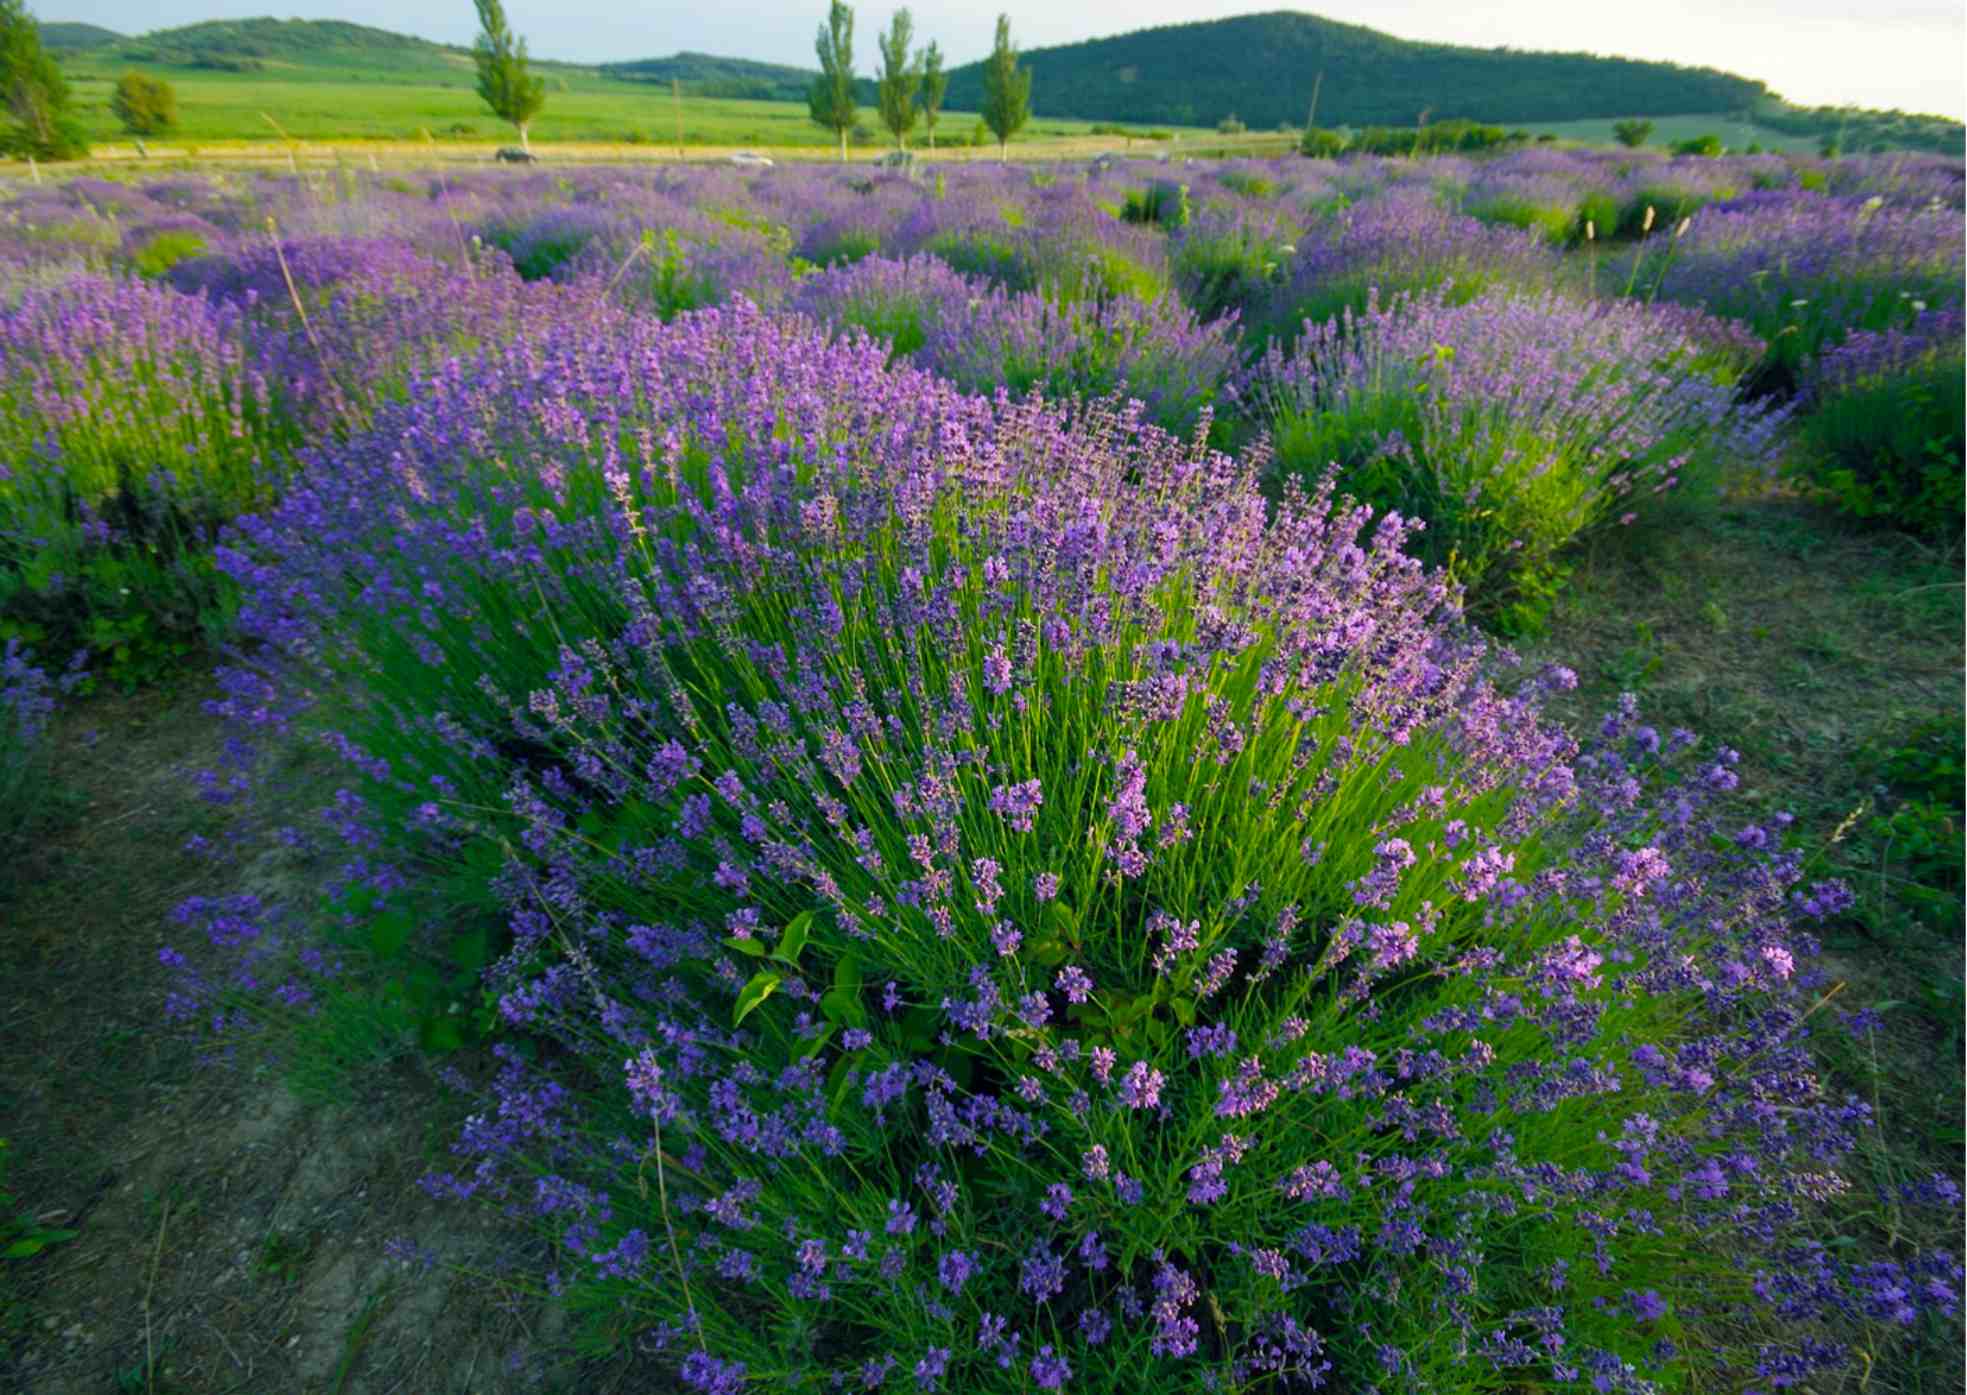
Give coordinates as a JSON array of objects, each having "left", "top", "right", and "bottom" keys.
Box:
[
  {"left": 1518, "top": 112, "right": 1826, "bottom": 155},
  {"left": 56, "top": 56, "right": 1224, "bottom": 152}
]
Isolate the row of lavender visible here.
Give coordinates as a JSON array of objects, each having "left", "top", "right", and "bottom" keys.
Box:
[{"left": 2, "top": 150, "right": 1963, "bottom": 1391}]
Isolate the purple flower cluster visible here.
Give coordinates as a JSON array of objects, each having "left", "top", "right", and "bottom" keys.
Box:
[{"left": 161, "top": 266, "right": 1961, "bottom": 1392}]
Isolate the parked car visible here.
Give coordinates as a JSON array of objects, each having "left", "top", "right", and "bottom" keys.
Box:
[{"left": 728, "top": 151, "right": 774, "bottom": 169}]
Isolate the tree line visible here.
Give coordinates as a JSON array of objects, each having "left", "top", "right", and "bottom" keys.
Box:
[{"left": 808, "top": 4, "right": 1029, "bottom": 159}]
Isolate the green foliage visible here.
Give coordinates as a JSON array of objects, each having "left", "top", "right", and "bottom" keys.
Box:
[
  {"left": 1215, "top": 166, "right": 1275, "bottom": 198},
  {"left": 0, "top": 1139, "right": 77, "bottom": 1262},
  {"left": 1669, "top": 132, "right": 1725, "bottom": 156},
  {"left": 0, "top": 0, "right": 86, "bottom": 160},
  {"left": 874, "top": 7, "right": 918, "bottom": 148},
  {"left": 1118, "top": 179, "right": 1188, "bottom": 229},
  {"left": 1752, "top": 98, "right": 1962, "bottom": 157},
  {"left": 1465, "top": 190, "right": 1576, "bottom": 245},
  {"left": 1612, "top": 117, "right": 1653, "bottom": 147},
  {"left": 916, "top": 39, "right": 946, "bottom": 146},
  {"left": 471, "top": 0, "right": 546, "bottom": 148},
  {"left": 1349, "top": 119, "right": 1520, "bottom": 155},
  {"left": 1298, "top": 125, "right": 1346, "bottom": 157},
  {"left": 109, "top": 69, "right": 177, "bottom": 135},
  {"left": 979, "top": 13, "right": 1030, "bottom": 158},
  {"left": 1798, "top": 351, "right": 1966, "bottom": 539},
  {"left": 1214, "top": 113, "right": 1244, "bottom": 134},
  {"left": 126, "top": 229, "right": 207, "bottom": 279},
  {"left": 807, "top": 0, "right": 858, "bottom": 158},
  {"left": 939, "top": 11, "right": 1771, "bottom": 131},
  {"left": 636, "top": 228, "right": 719, "bottom": 321}
]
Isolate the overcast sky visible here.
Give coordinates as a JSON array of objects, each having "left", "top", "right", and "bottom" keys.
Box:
[{"left": 50, "top": 0, "right": 1967, "bottom": 118}]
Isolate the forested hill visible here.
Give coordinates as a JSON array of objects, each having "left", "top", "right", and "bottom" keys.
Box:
[{"left": 941, "top": 11, "right": 1771, "bottom": 129}]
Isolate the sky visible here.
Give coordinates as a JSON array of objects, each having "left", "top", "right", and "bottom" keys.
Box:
[{"left": 50, "top": 0, "right": 1967, "bottom": 118}]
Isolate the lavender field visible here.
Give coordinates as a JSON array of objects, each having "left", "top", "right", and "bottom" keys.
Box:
[{"left": 0, "top": 147, "right": 1962, "bottom": 1394}]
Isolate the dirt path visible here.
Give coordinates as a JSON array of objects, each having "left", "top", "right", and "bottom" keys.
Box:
[{"left": 0, "top": 687, "right": 607, "bottom": 1395}]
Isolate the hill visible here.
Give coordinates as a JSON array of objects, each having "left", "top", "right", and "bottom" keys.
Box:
[
  {"left": 941, "top": 11, "right": 1770, "bottom": 130},
  {"left": 98, "top": 18, "right": 469, "bottom": 75},
  {"left": 42, "top": 21, "right": 122, "bottom": 52}
]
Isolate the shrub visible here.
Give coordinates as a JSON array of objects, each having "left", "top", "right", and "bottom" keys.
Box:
[
  {"left": 124, "top": 225, "right": 209, "bottom": 279},
  {"left": 1267, "top": 189, "right": 1558, "bottom": 339},
  {"left": 1298, "top": 127, "right": 1346, "bottom": 158},
  {"left": 177, "top": 302, "right": 1958, "bottom": 1394},
  {"left": 1119, "top": 181, "right": 1190, "bottom": 230},
  {"left": 1611, "top": 119, "right": 1652, "bottom": 149},
  {"left": 917, "top": 287, "right": 1240, "bottom": 437},
  {"left": 790, "top": 252, "right": 977, "bottom": 360},
  {"left": 1215, "top": 114, "right": 1245, "bottom": 135},
  {"left": 1241, "top": 289, "right": 1788, "bottom": 630},
  {"left": 0, "top": 276, "right": 287, "bottom": 685},
  {"left": 1214, "top": 167, "right": 1277, "bottom": 200},
  {"left": 0, "top": 638, "right": 81, "bottom": 860},
  {"left": 110, "top": 71, "right": 178, "bottom": 136},
  {"left": 1796, "top": 307, "right": 1965, "bottom": 537},
  {"left": 1670, "top": 134, "right": 1724, "bottom": 158},
  {"left": 1631, "top": 191, "right": 1965, "bottom": 387},
  {"left": 1168, "top": 206, "right": 1295, "bottom": 324}
]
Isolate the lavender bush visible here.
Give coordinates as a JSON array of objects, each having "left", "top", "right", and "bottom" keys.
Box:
[
  {"left": 0, "top": 275, "right": 290, "bottom": 684},
  {"left": 1627, "top": 190, "right": 1966, "bottom": 385},
  {"left": 0, "top": 638, "right": 81, "bottom": 860},
  {"left": 790, "top": 256, "right": 1238, "bottom": 435},
  {"left": 1796, "top": 306, "right": 1965, "bottom": 536},
  {"left": 1240, "top": 289, "right": 1789, "bottom": 630},
  {"left": 1268, "top": 191, "right": 1558, "bottom": 341},
  {"left": 166, "top": 296, "right": 1959, "bottom": 1394}
]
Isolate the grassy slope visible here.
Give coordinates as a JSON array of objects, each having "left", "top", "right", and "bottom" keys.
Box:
[
  {"left": 1518, "top": 112, "right": 1825, "bottom": 155},
  {"left": 57, "top": 64, "right": 1187, "bottom": 149}
]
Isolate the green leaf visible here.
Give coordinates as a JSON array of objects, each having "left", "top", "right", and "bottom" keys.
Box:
[
  {"left": 819, "top": 988, "right": 867, "bottom": 1029},
  {"left": 834, "top": 954, "right": 863, "bottom": 995},
  {"left": 1029, "top": 937, "right": 1068, "bottom": 967},
  {"left": 418, "top": 1016, "right": 465, "bottom": 1052},
  {"left": 801, "top": 1023, "right": 838, "bottom": 1059},
  {"left": 452, "top": 927, "right": 491, "bottom": 974},
  {"left": 724, "top": 935, "right": 767, "bottom": 958},
  {"left": 733, "top": 971, "right": 782, "bottom": 1026},
  {"left": 1172, "top": 996, "right": 1197, "bottom": 1028},
  {"left": 368, "top": 909, "right": 412, "bottom": 961},
  {"left": 773, "top": 910, "right": 817, "bottom": 966}
]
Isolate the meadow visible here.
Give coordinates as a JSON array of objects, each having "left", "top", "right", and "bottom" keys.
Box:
[
  {"left": 0, "top": 145, "right": 1961, "bottom": 1394},
  {"left": 53, "top": 55, "right": 1213, "bottom": 152}
]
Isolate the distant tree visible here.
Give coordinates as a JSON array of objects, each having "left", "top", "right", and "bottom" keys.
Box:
[
  {"left": 807, "top": 0, "right": 856, "bottom": 161},
  {"left": 110, "top": 70, "right": 177, "bottom": 136},
  {"left": 875, "top": 8, "right": 918, "bottom": 149},
  {"left": 1670, "top": 132, "right": 1724, "bottom": 157},
  {"left": 472, "top": 0, "right": 545, "bottom": 151},
  {"left": 1818, "top": 136, "right": 1840, "bottom": 158},
  {"left": 917, "top": 39, "right": 946, "bottom": 148},
  {"left": 979, "top": 13, "right": 1030, "bottom": 161},
  {"left": 1216, "top": 113, "right": 1244, "bottom": 134},
  {"left": 0, "top": 0, "right": 85, "bottom": 160},
  {"left": 1612, "top": 118, "right": 1653, "bottom": 147}
]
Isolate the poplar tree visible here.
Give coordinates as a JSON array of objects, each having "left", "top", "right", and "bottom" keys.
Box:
[
  {"left": 979, "top": 14, "right": 1030, "bottom": 162},
  {"left": 875, "top": 9, "right": 920, "bottom": 149},
  {"left": 473, "top": 0, "right": 546, "bottom": 151},
  {"left": 916, "top": 40, "right": 946, "bottom": 149},
  {"left": 808, "top": 1, "right": 857, "bottom": 162}
]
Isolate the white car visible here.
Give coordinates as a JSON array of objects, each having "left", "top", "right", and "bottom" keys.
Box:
[{"left": 728, "top": 151, "right": 774, "bottom": 169}]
